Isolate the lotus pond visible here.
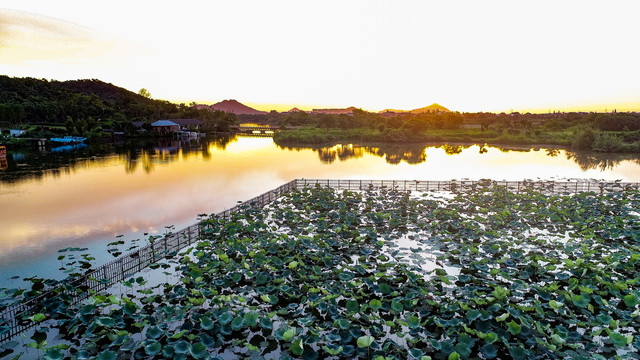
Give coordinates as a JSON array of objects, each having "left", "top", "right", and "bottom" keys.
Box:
[{"left": 4, "top": 182, "right": 640, "bottom": 359}]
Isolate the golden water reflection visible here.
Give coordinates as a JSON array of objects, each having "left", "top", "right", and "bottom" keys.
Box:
[{"left": 1, "top": 135, "right": 640, "bottom": 280}]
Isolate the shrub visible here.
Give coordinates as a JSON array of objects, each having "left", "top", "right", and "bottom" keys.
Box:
[
  {"left": 592, "top": 132, "right": 625, "bottom": 152},
  {"left": 572, "top": 128, "right": 596, "bottom": 150}
]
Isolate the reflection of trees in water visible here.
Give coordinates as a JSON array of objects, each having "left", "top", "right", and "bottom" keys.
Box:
[
  {"left": 281, "top": 141, "right": 640, "bottom": 171},
  {"left": 306, "top": 143, "right": 427, "bottom": 165},
  {"left": 0, "top": 136, "right": 236, "bottom": 183},
  {"left": 439, "top": 144, "right": 469, "bottom": 155},
  {"left": 0, "top": 145, "right": 115, "bottom": 184},
  {"left": 546, "top": 148, "right": 561, "bottom": 157},
  {"left": 317, "top": 145, "right": 365, "bottom": 164},
  {"left": 565, "top": 151, "right": 639, "bottom": 172},
  {"left": 365, "top": 145, "right": 427, "bottom": 165},
  {"left": 209, "top": 135, "right": 236, "bottom": 151},
  {"left": 122, "top": 136, "right": 235, "bottom": 174}
]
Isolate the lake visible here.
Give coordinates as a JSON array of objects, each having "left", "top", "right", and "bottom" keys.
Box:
[{"left": 1, "top": 134, "right": 640, "bottom": 287}]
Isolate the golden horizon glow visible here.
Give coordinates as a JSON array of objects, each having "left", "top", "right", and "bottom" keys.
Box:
[{"left": 1, "top": 1, "right": 640, "bottom": 113}]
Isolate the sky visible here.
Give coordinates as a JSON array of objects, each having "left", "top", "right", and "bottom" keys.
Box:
[{"left": 1, "top": 0, "right": 639, "bottom": 113}]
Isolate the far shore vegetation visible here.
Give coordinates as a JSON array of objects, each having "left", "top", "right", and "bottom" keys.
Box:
[
  {"left": 266, "top": 110, "right": 640, "bottom": 153},
  {"left": 2, "top": 76, "right": 640, "bottom": 153}
]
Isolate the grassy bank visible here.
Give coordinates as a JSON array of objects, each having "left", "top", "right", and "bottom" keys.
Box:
[{"left": 274, "top": 127, "right": 640, "bottom": 153}]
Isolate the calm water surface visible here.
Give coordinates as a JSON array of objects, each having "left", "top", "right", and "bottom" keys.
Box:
[{"left": 1, "top": 135, "right": 640, "bottom": 287}]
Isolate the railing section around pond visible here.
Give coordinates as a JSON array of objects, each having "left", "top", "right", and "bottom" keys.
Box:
[
  {"left": 294, "top": 178, "right": 640, "bottom": 194},
  {"left": 2, "top": 178, "right": 639, "bottom": 343}
]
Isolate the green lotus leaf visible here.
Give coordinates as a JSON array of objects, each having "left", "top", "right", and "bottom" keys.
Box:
[
  {"left": 231, "top": 315, "right": 245, "bottom": 330},
  {"left": 297, "top": 317, "right": 314, "bottom": 326},
  {"left": 322, "top": 344, "right": 343, "bottom": 356},
  {"left": 571, "top": 294, "right": 589, "bottom": 308},
  {"left": 481, "top": 343, "right": 497, "bottom": 359},
  {"left": 260, "top": 317, "right": 273, "bottom": 329},
  {"left": 407, "top": 315, "right": 420, "bottom": 328},
  {"left": 378, "top": 283, "right": 391, "bottom": 294},
  {"left": 346, "top": 300, "right": 359, "bottom": 313},
  {"left": 391, "top": 299, "right": 403, "bottom": 312},
  {"left": 123, "top": 302, "right": 137, "bottom": 315},
  {"left": 174, "top": 340, "right": 190, "bottom": 354},
  {"left": 190, "top": 342, "right": 207, "bottom": 359},
  {"left": 466, "top": 309, "right": 481, "bottom": 321},
  {"left": 283, "top": 327, "right": 296, "bottom": 342},
  {"left": 409, "top": 348, "right": 424, "bottom": 358},
  {"left": 596, "top": 313, "right": 613, "bottom": 325},
  {"left": 200, "top": 316, "right": 214, "bottom": 330},
  {"left": 43, "top": 348, "right": 65, "bottom": 360},
  {"left": 244, "top": 311, "right": 259, "bottom": 327},
  {"left": 508, "top": 345, "right": 527, "bottom": 360},
  {"left": 357, "top": 335, "right": 375, "bottom": 348},
  {"left": 170, "top": 330, "right": 188, "bottom": 339},
  {"left": 623, "top": 294, "right": 639, "bottom": 307},
  {"left": 549, "top": 300, "right": 563, "bottom": 310},
  {"left": 610, "top": 332, "right": 632, "bottom": 347},
  {"left": 146, "top": 326, "right": 163, "bottom": 339},
  {"left": 29, "top": 313, "right": 46, "bottom": 323},
  {"left": 335, "top": 318, "right": 350, "bottom": 330},
  {"left": 217, "top": 311, "right": 233, "bottom": 325},
  {"left": 338, "top": 272, "right": 354, "bottom": 281},
  {"left": 80, "top": 305, "right": 95, "bottom": 315},
  {"left": 96, "top": 317, "right": 115, "bottom": 327},
  {"left": 507, "top": 320, "right": 522, "bottom": 336},
  {"left": 96, "top": 351, "right": 117, "bottom": 360},
  {"left": 144, "top": 341, "right": 162, "bottom": 356},
  {"left": 291, "top": 338, "right": 304, "bottom": 356}
]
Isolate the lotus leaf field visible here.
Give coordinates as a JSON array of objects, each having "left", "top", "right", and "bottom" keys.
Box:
[{"left": 4, "top": 182, "right": 640, "bottom": 359}]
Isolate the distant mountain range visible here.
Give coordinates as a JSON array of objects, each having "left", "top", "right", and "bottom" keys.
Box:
[
  {"left": 205, "top": 99, "right": 267, "bottom": 115},
  {"left": 379, "top": 103, "right": 450, "bottom": 114},
  {"left": 199, "top": 100, "right": 450, "bottom": 115}
]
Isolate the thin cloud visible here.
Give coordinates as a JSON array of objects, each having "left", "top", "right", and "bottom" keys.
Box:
[{"left": 0, "top": 9, "right": 152, "bottom": 66}]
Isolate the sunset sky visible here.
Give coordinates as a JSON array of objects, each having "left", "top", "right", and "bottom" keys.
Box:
[{"left": 1, "top": 0, "right": 639, "bottom": 113}]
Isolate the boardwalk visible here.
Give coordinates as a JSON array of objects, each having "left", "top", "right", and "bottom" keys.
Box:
[
  {"left": 230, "top": 125, "right": 278, "bottom": 134},
  {"left": 1, "top": 178, "right": 639, "bottom": 343}
]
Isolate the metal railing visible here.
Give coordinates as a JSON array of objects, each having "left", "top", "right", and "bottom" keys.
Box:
[
  {"left": 2, "top": 178, "right": 638, "bottom": 343},
  {"left": 293, "top": 179, "right": 640, "bottom": 194}
]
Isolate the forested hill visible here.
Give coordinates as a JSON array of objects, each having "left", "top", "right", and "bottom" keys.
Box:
[
  {"left": 0, "top": 76, "right": 237, "bottom": 138},
  {"left": 56, "top": 79, "right": 157, "bottom": 104},
  {"left": 0, "top": 76, "right": 179, "bottom": 124}
]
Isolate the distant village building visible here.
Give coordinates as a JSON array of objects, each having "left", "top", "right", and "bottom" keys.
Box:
[
  {"left": 311, "top": 106, "right": 357, "bottom": 115},
  {"left": 171, "top": 119, "right": 203, "bottom": 130},
  {"left": 151, "top": 120, "right": 180, "bottom": 135}
]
